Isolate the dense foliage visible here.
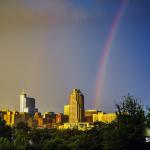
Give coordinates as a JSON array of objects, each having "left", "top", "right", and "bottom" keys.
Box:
[{"left": 1, "top": 95, "right": 150, "bottom": 150}]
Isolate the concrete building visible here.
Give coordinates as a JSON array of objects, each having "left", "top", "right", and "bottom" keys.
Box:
[
  {"left": 85, "top": 109, "right": 98, "bottom": 122},
  {"left": 34, "top": 112, "right": 43, "bottom": 127},
  {"left": 69, "top": 89, "right": 85, "bottom": 123},
  {"left": 93, "top": 112, "right": 116, "bottom": 123},
  {"left": 64, "top": 105, "right": 69, "bottom": 116},
  {"left": 59, "top": 122, "right": 93, "bottom": 131},
  {"left": 56, "top": 113, "right": 68, "bottom": 124},
  {"left": 20, "top": 90, "right": 37, "bottom": 115},
  {"left": 43, "top": 112, "right": 56, "bottom": 124},
  {"left": 0, "top": 109, "right": 7, "bottom": 120},
  {"left": 4, "top": 111, "right": 31, "bottom": 127}
]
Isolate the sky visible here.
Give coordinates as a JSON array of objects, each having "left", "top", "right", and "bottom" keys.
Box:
[{"left": 0, "top": 0, "right": 150, "bottom": 113}]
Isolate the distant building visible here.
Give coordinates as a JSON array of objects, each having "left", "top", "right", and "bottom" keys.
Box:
[
  {"left": 4, "top": 111, "right": 31, "bottom": 127},
  {"left": 85, "top": 110, "right": 98, "bottom": 122},
  {"left": 69, "top": 89, "right": 85, "bottom": 123},
  {"left": 56, "top": 113, "right": 68, "bottom": 124},
  {"left": 34, "top": 112, "right": 43, "bottom": 127},
  {"left": 64, "top": 105, "right": 69, "bottom": 116},
  {"left": 93, "top": 112, "right": 116, "bottom": 123},
  {"left": 0, "top": 109, "right": 7, "bottom": 120},
  {"left": 43, "top": 112, "right": 56, "bottom": 124},
  {"left": 20, "top": 90, "right": 38, "bottom": 115},
  {"left": 59, "top": 122, "right": 93, "bottom": 131}
]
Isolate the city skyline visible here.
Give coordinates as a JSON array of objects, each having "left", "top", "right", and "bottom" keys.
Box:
[
  {"left": 1, "top": 88, "right": 117, "bottom": 130},
  {"left": 0, "top": 0, "right": 150, "bottom": 113}
]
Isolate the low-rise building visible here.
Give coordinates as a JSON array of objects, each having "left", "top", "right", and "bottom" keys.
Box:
[
  {"left": 59, "top": 122, "right": 94, "bottom": 131},
  {"left": 56, "top": 113, "right": 69, "bottom": 124},
  {"left": 93, "top": 112, "right": 116, "bottom": 123},
  {"left": 64, "top": 105, "right": 69, "bottom": 116},
  {"left": 4, "top": 111, "right": 31, "bottom": 127},
  {"left": 85, "top": 109, "right": 98, "bottom": 122}
]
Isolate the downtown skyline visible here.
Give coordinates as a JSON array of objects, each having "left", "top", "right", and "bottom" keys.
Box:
[{"left": 0, "top": 0, "right": 150, "bottom": 113}]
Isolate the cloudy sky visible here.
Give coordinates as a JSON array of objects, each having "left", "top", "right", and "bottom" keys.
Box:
[{"left": 0, "top": 0, "right": 150, "bottom": 113}]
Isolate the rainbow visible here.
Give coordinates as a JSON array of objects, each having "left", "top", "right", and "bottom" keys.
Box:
[{"left": 94, "top": 0, "right": 128, "bottom": 109}]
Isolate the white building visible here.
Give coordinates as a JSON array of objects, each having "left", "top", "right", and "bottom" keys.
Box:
[{"left": 20, "top": 90, "right": 37, "bottom": 115}]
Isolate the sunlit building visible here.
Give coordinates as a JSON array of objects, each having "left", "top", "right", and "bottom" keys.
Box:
[
  {"left": 20, "top": 90, "right": 38, "bottom": 115},
  {"left": 34, "top": 112, "right": 43, "bottom": 127},
  {"left": 85, "top": 110, "right": 98, "bottom": 122},
  {"left": 93, "top": 112, "right": 116, "bottom": 123},
  {"left": 4, "top": 111, "right": 13, "bottom": 126},
  {"left": 4, "top": 111, "right": 31, "bottom": 127},
  {"left": 59, "top": 122, "right": 94, "bottom": 131},
  {"left": 0, "top": 109, "right": 7, "bottom": 120},
  {"left": 56, "top": 113, "right": 68, "bottom": 124},
  {"left": 64, "top": 105, "right": 69, "bottom": 116},
  {"left": 69, "top": 89, "right": 85, "bottom": 123}
]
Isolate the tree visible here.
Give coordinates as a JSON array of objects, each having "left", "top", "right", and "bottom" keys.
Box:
[
  {"left": 145, "top": 107, "right": 150, "bottom": 128},
  {"left": 0, "top": 118, "right": 11, "bottom": 140},
  {"left": 103, "top": 94, "right": 146, "bottom": 150},
  {"left": 12, "top": 122, "right": 31, "bottom": 150},
  {"left": 43, "top": 137, "right": 70, "bottom": 150},
  {"left": 0, "top": 137, "right": 14, "bottom": 150},
  {"left": 29, "top": 128, "right": 52, "bottom": 149},
  {"left": 15, "top": 121, "right": 30, "bottom": 132}
]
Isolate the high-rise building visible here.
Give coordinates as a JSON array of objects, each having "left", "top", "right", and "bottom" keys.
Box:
[
  {"left": 20, "top": 90, "right": 37, "bottom": 115},
  {"left": 69, "top": 89, "right": 84, "bottom": 123}
]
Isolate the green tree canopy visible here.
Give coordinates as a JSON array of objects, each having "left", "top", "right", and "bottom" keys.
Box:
[{"left": 103, "top": 94, "right": 146, "bottom": 150}]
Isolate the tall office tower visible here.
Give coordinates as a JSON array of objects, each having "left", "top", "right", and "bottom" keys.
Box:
[
  {"left": 69, "top": 89, "right": 85, "bottom": 123},
  {"left": 20, "top": 90, "right": 27, "bottom": 113},
  {"left": 20, "top": 90, "right": 37, "bottom": 115}
]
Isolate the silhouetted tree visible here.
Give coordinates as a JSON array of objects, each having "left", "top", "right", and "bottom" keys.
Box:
[
  {"left": 0, "top": 118, "right": 11, "bottom": 140},
  {"left": 0, "top": 137, "right": 14, "bottom": 150},
  {"left": 29, "top": 128, "right": 52, "bottom": 149},
  {"left": 103, "top": 94, "right": 146, "bottom": 150}
]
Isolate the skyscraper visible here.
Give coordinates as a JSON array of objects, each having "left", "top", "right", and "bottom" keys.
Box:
[
  {"left": 69, "top": 89, "right": 84, "bottom": 123},
  {"left": 20, "top": 90, "right": 37, "bottom": 115}
]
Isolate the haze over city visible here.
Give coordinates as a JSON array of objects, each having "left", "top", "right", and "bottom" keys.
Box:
[{"left": 0, "top": 0, "right": 150, "bottom": 113}]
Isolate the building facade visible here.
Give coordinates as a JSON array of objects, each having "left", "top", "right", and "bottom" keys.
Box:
[
  {"left": 59, "top": 122, "right": 93, "bottom": 131},
  {"left": 4, "top": 111, "right": 31, "bottom": 127},
  {"left": 93, "top": 112, "right": 116, "bottom": 123},
  {"left": 64, "top": 105, "right": 69, "bottom": 116},
  {"left": 85, "top": 110, "right": 98, "bottom": 122},
  {"left": 69, "top": 89, "right": 84, "bottom": 123},
  {"left": 20, "top": 90, "right": 37, "bottom": 115}
]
